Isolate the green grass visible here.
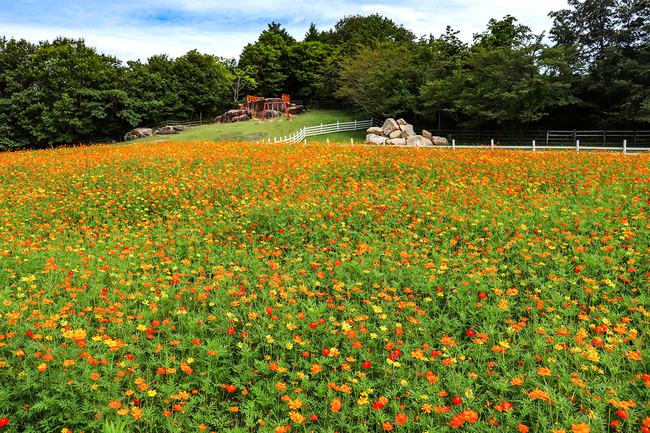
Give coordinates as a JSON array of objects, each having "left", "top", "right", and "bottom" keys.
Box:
[{"left": 125, "top": 110, "right": 369, "bottom": 144}]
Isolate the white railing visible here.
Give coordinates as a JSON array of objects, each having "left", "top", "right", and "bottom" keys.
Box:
[
  {"left": 438, "top": 139, "right": 649, "bottom": 154},
  {"left": 259, "top": 119, "right": 373, "bottom": 145}
]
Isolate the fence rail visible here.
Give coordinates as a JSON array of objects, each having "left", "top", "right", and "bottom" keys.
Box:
[
  {"left": 260, "top": 119, "right": 373, "bottom": 145},
  {"left": 261, "top": 121, "right": 650, "bottom": 153},
  {"left": 423, "top": 129, "right": 650, "bottom": 148},
  {"left": 147, "top": 119, "right": 206, "bottom": 130}
]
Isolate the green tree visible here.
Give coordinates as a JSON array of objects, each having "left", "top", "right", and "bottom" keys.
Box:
[
  {"left": 0, "top": 37, "right": 38, "bottom": 150},
  {"left": 549, "top": 0, "right": 650, "bottom": 127},
  {"left": 287, "top": 41, "right": 334, "bottom": 98},
  {"left": 173, "top": 50, "right": 231, "bottom": 121},
  {"left": 335, "top": 42, "right": 420, "bottom": 118},
  {"left": 239, "top": 22, "right": 296, "bottom": 96}
]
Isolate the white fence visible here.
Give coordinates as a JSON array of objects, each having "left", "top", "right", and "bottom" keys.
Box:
[
  {"left": 258, "top": 119, "right": 649, "bottom": 153},
  {"left": 258, "top": 119, "right": 373, "bottom": 144},
  {"left": 439, "top": 138, "right": 649, "bottom": 154}
]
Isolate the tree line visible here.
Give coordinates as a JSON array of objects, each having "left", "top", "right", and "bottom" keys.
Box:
[{"left": 1, "top": 0, "right": 648, "bottom": 151}]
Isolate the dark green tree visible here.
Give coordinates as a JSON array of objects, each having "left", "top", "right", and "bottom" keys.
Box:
[
  {"left": 239, "top": 22, "right": 296, "bottom": 96},
  {"left": 549, "top": 0, "right": 650, "bottom": 127}
]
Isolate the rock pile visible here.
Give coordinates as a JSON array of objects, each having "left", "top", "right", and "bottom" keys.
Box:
[
  {"left": 212, "top": 98, "right": 305, "bottom": 124},
  {"left": 124, "top": 125, "right": 193, "bottom": 141},
  {"left": 366, "top": 118, "right": 449, "bottom": 146}
]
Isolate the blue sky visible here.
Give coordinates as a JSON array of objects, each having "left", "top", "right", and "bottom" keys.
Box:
[{"left": 1, "top": 0, "right": 571, "bottom": 62}]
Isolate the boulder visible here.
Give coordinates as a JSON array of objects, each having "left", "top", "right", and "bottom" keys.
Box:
[
  {"left": 432, "top": 136, "right": 449, "bottom": 146},
  {"left": 400, "top": 125, "right": 416, "bottom": 139},
  {"left": 288, "top": 105, "right": 305, "bottom": 115},
  {"left": 157, "top": 126, "right": 179, "bottom": 135},
  {"left": 367, "top": 126, "right": 383, "bottom": 135},
  {"left": 124, "top": 127, "right": 154, "bottom": 141},
  {"left": 387, "top": 138, "right": 406, "bottom": 146},
  {"left": 366, "top": 134, "right": 388, "bottom": 145},
  {"left": 173, "top": 126, "right": 192, "bottom": 132},
  {"left": 423, "top": 137, "right": 433, "bottom": 147},
  {"left": 422, "top": 130, "right": 432, "bottom": 141},
  {"left": 381, "top": 118, "right": 400, "bottom": 136},
  {"left": 389, "top": 129, "right": 403, "bottom": 139},
  {"left": 407, "top": 136, "right": 426, "bottom": 147},
  {"left": 396, "top": 118, "right": 408, "bottom": 126},
  {"left": 234, "top": 114, "right": 250, "bottom": 122}
]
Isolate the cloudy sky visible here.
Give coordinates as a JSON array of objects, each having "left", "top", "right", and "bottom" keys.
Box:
[{"left": 1, "top": 0, "right": 571, "bottom": 62}]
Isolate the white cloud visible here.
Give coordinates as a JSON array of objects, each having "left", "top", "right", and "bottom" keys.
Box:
[{"left": 1, "top": 0, "right": 572, "bottom": 61}]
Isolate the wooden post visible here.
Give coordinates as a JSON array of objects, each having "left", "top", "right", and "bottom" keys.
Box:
[
  {"left": 532, "top": 140, "right": 536, "bottom": 152},
  {"left": 452, "top": 139, "right": 456, "bottom": 150},
  {"left": 576, "top": 139, "right": 580, "bottom": 153},
  {"left": 623, "top": 139, "right": 627, "bottom": 154}
]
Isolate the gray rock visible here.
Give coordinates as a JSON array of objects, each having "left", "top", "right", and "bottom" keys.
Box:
[
  {"left": 124, "top": 127, "right": 154, "bottom": 141},
  {"left": 432, "top": 136, "right": 450, "bottom": 146},
  {"left": 381, "top": 118, "right": 400, "bottom": 136},
  {"left": 367, "top": 134, "right": 388, "bottom": 144},
  {"left": 400, "top": 125, "right": 416, "bottom": 139},
  {"left": 157, "top": 126, "right": 179, "bottom": 135},
  {"left": 407, "top": 136, "right": 426, "bottom": 147}
]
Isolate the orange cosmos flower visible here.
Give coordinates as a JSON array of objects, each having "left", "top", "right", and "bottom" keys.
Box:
[
  {"left": 571, "top": 423, "right": 590, "bottom": 433},
  {"left": 288, "top": 399, "right": 303, "bottom": 410},
  {"left": 395, "top": 413, "right": 407, "bottom": 426},
  {"left": 518, "top": 424, "right": 529, "bottom": 432},
  {"left": 330, "top": 398, "right": 342, "bottom": 412},
  {"left": 310, "top": 364, "right": 322, "bottom": 374},
  {"left": 382, "top": 422, "right": 394, "bottom": 431},
  {"left": 527, "top": 387, "right": 552, "bottom": 403},
  {"left": 108, "top": 400, "right": 122, "bottom": 409},
  {"left": 625, "top": 350, "right": 642, "bottom": 361},
  {"left": 440, "top": 334, "right": 457, "bottom": 347},
  {"left": 460, "top": 409, "right": 478, "bottom": 423}
]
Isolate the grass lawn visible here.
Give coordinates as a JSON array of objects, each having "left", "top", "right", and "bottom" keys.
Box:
[{"left": 125, "top": 110, "right": 370, "bottom": 145}]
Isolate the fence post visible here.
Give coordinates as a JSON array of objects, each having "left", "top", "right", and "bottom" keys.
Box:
[
  {"left": 337, "top": 121, "right": 339, "bottom": 132},
  {"left": 576, "top": 139, "right": 580, "bottom": 153},
  {"left": 452, "top": 139, "right": 456, "bottom": 150},
  {"left": 623, "top": 139, "right": 627, "bottom": 154},
  {"left": 351, "top": 138, "right": 354, "bottom": 145},
  {"left": 532, "top": 140, "right": 536, "bottom": 152},
  {"left": 491, "top": 139, "right": 494, "bottom": 150},
  {"left": 354, "top": 119, "right": 357, "bottom": 130},
  {"left": 327, "top": 138, "right": 330, "bottom": 145},
  {"left": 320, "top": 123, "right": 323, "bottom": 134}
]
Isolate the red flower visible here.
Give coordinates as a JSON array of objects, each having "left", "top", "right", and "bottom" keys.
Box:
[
  {"left": 478, "top": 292, "right": 487, "bottom": 299},
  {"left": 227, "top": 327, "right": 235, "bottom": 335},
  {"left": 466, "top": 329, "right": 475, "bottom": 337},
  {"left": 395, "top": 414, "right": 407, "bottom": 426},
  {"left": 266, "top": 306, "right": 274, "bottom": 315},
  {"left": 309, "top": 322, "right": 318, "bottom": 329},
  {"left": 362, "top": 361, "right": 372, "bottom": 369},
  {"left": 322, "top": 348, "right": 330, "bottom": 356},
  {"left": 0, "top": 418, "right": 8, "bottom": 427},
  {"left": 452, "top": 396, "right": 463, "bottom": 405}
]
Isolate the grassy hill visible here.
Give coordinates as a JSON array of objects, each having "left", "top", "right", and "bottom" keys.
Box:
[{"left": 125, "top": 110, "right": 371, "bottom": 144}]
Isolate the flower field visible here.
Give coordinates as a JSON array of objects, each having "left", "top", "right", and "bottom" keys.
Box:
[{"left": 0, "top": 140, "right": 648, "bottom": 433}]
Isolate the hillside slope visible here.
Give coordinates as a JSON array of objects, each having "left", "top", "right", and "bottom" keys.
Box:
[{"left": 125, "top": 110, "right": 371, "bottom": 144}]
